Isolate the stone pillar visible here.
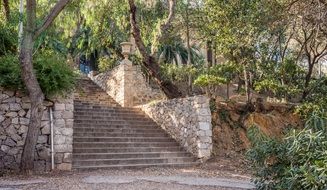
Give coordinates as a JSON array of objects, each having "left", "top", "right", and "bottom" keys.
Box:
[{"left": 120, "top": 59, "right": 134, "bottom": 107}]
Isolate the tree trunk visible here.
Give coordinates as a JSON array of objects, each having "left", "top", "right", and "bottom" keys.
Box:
[
  {"left": 207, "top": 40, "right": 213, "bottom": 68},
  {"left": 302, "top": 62, "right": 314, "bottom": 100},
  {"left": 128, "top": 0, "right": 182, "bottom": 99},
  {"left": 19, "top": 21, "right": 45, "bottom": 173},
  {"left": 185, "top": 0, "right": 192, "bottom": 95},
  {"left": 243, "top": 65, "right": 251, "bottom": 103},
  {"left": 19, "top": 0, "right": 70, "bottom": 172},
  {"left": 226, "top": 83, "right": 230, "bottom": 100},
  {"left": 2, "top": 0, "right": 10, "bottom": 21}
]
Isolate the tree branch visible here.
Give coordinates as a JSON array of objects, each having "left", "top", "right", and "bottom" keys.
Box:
[{"left": 34, "top": 0, "right": 70, "bottom": 39}]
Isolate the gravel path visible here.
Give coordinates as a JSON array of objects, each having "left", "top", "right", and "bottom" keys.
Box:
[{"left": 0, "top": 167, "right": 255, "bottom": 190}]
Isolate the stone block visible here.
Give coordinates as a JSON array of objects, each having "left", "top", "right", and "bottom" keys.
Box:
[
  {"left": 53, "top": 111, "right": 63, "bottom": 119},
  {"left": 9, "top": 103, "right": 21, "bottom": 111},
  {"left": 3, "top": 97, "right": 15, "bottom": 103},
  {"left": 54, "top": 135, "right": 66, "bottom": 145},
  {"left": 0, "top": 115, "right": 4, "bottom": 123},
  {"left": 54, "top": 103, "right": 65, "bottom": 111},
  {"left": 54, "top": 119, "right": 65, "bottom": 128},
  {"left": 62, "top": 111, "right": 73, "bottom": 119},
  {"left": 5, "top": 125, "right": 17, "bottom": 136},
  {"left": 4, "top": 91, "right": 14, "bottom": 97},
  {"left": 1, "top": 145, "right": 10, "bottom": 153},
  {"left": 7, "top": 147, "right": 19, "bottom": 155},
  {"left": 41, "top": 124, "right": 50, "bottom": 135},
  {"left": 18, "top": 125, "right": 28, "bottom": 134},
  {"left": 65, "top": 104, "right": 74, "bottom": 111},
  {"left": 18, "top": 110, "right": 26, "bottom": 117},
  {"left": 37, "top": 135, "right": 48, "bottom": 144},
  {"left": 19, "top": 118, "right": 30, "bottom": 125},
  {"left": 22, "top": 103, "right": 31, "bottom": 109},
  {"left": 0, "top": 104, "right": 9, "bottom": 111},
  {"left": 37, "top": 147, "right": 50, "bottom": 160},
  {"left": 199, "top": 122, "right": 210, "bottom": 130},
  {"left": 61, "top": 128, "right": 73, "bottom": 136},
  {"left": 11, "top": 118, "right": 18, "bottom": 125},
  {"left": 65, "top": 119, "right": 74, "bottom": 128},
  {"left": 56, "top": 163, "right": 72, "bottom": 171},
  {"left": 42, "top": 111, "right": 50, "bottom": 120},
  {"left": 5, "top": 112, "right": 18, "bottom": 117},
  {"left": 54, "top": 153, "right": 63, "bottom": 164},
  {"left": 63, "top": 153, "right": 72, "bottom": 163}
]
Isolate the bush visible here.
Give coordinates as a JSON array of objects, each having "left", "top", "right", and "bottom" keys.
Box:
[
  {"left": 0, "top": 52, "right": 76, "bottom": 96},
  {"left": 247, "top": 111, "right": 327, "bottom": 190}
]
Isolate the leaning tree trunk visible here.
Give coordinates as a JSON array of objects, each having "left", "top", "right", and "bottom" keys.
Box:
[
  {"left": 19, "top": 25, "right": 45, "bottom": 172},
  {"left": 128, "top": 0, "right": 182, "bottom": 99},
  {"left": 19, "top": 0, "right": 70, "bottom": 172}
]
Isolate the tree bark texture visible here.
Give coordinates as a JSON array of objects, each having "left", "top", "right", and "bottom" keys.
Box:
[{"left": 128, "top": 0, "right": 182, "bottom": 99}]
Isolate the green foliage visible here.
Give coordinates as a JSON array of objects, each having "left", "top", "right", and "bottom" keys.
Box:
[
  {"left": 98, "top": 56, "right": 119, "bottom": 72},
  {"left": 0, "top": 54, "right": 23, "bottom": 90},
  {"left": 161, "top": 64, "right": 198, "bottom": 82},
  {"left": 247, "top": 111, "right": 327, "bottom": 190},
  {"left": 194, "top": 74, "right": 226, "bottom": 87},
  {"left": 0, "top": 52, "right": 76, "bottom": 96}
]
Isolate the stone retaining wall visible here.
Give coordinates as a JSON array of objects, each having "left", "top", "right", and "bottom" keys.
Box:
[
  {"left": 0, "top": 88, "right": 73, "bottom": 171},
  {"left": 140, "top": 95, "right": 212, "bottom": 159},
  {"left": 90, "top": 60, "right": 165, "bottom": 107}
]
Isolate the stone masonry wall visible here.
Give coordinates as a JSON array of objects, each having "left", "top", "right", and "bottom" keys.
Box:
[
  {"left": 0, "top": 88, "right": 73, "bottom": 171},
  {"left": 140, "top": 95, "right": 213, "bottom": 159},
  {"left": 90, "top": 60, "right": 165, "bottom": 107}
]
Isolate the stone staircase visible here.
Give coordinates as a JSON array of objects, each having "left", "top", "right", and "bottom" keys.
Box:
[{"left": 72, "top": 78, "right": 196, "bottom": 169}]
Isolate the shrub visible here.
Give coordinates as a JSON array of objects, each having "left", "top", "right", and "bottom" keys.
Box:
[
  {"left": 247, "top": 111, "right": 327, "bottom": 190},
  {"left": 0, "top": 52, "right": 76, "bottom": 96}
]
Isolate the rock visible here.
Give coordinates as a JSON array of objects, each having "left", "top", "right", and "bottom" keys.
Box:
[
  {"left": 19, "top": 118, "right": 30, "bottom": 125},
  {"left": 43, "top": 101, "right": 54, "bottom": 107},
  {"left": 37, "top": 147, "right": 50, "bottom": 160},
  {"left": 5, "top": 125, "right": 17, "bottom": 136},
  {"left": 4, "top": 138, "right": 16, "bottom": 147},
  {"left": 4, "top": 91, "right": 14, "bottom": 96},
  {"left": 54, "top": 119, "right": 65, "bottom": 128},
  {"left": 11, "top": 134, "right": 22, "bottom": 142},
  {"left": 0, "top": 115, "right": 4, "bottom": 123},
  {"left": 63, "top": 153, "right": 72, "bottom": 163},
  {"left": 199, "top": 122, "right": 210, "bottom": 130},
  {"left": 0, "top": 104, "right": 9, "bottom": 111},
  {"left": 0, "top": 94, "right": 10, "bottom": 101},
  {"left": 65, "top": 104, "right": 74, "bottom": 111},
  {"left": 22, "top": 103, "right": 31, "bottom": 109},
  {"left": 7, "top": 147, "right": 19, "bottom": 155},
  {"left": 1, "top": 145, "right": 10, "bottom": 153},
  {"left": 65, "top": 119, "right": 74, "bottom": 128},
  {"left": 54, "top": 103, "right": 65, "bottom": 111},
  {"left": 5, "top": 112, "right": 18, "bottom": 117},
  {"left": 9, "top": 103, "right": 21, "bottom": 111},
  {"left": 18, "top": 125, "right": 28, "bottom": 134},
  {"left": 18, "top": 110, "right": 26, "bottom": 117},
  {"left": 42, "top": 111, "right": 50, "bottom": 120},
  {"left": 11, "top": 118, "right": 19, "bottom": 124},
  {"left": 63, "top": 111, "right": 73, "bottom": 119},
  {"left": 56, "top": 163, "right": 72, "bottom": 171},
  {"left": 41, "top": 124, "right": 50, "bottom": 135},
  {"left": 37, "top": 135, "right": 48, "bottom": 144},
  {"left": 21, "top": 96, "right": 30, "bottom": 103},
  {"left": 54, "top": 153, "right": 63, "bottom": 164}
]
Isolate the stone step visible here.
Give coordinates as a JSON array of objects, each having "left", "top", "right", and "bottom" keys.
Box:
[
  {"left": 73, "top": 152, "right": 191, "bottom": 159},
  {"left": 73, "top": 124, "right": 158, "bottom": 129},
  {"left": 73, "top": 127, "right": 162, "bottom": 133},
  {"left": 74, "top": 108, "right": 143, "bottom": 113},
  {"left": 74, "top": 112, "right": 148, "bottom": 117},
  {"left": 74, "top": 119, "right": 155, "bottom": 125},
  {"left": 73, "top": 157, "right": 195, "bottom": 166},
  {"left": 73, "top": 162, "right": 197, "bottom": 170},
  {"left": 73, "top": 137, "right": 175, "bottom": 143},
  {"left": 74, "top": 115, "right": 152, "bottom": 120},
  {"left": 73, "top": 147, "right": 183, "bottom": 153},
  {"left": 73, "top": 142, "right": 179, "bottom": 148},
  {"left": 73, "top": 132, "right": 168, "bottom": 137}
]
